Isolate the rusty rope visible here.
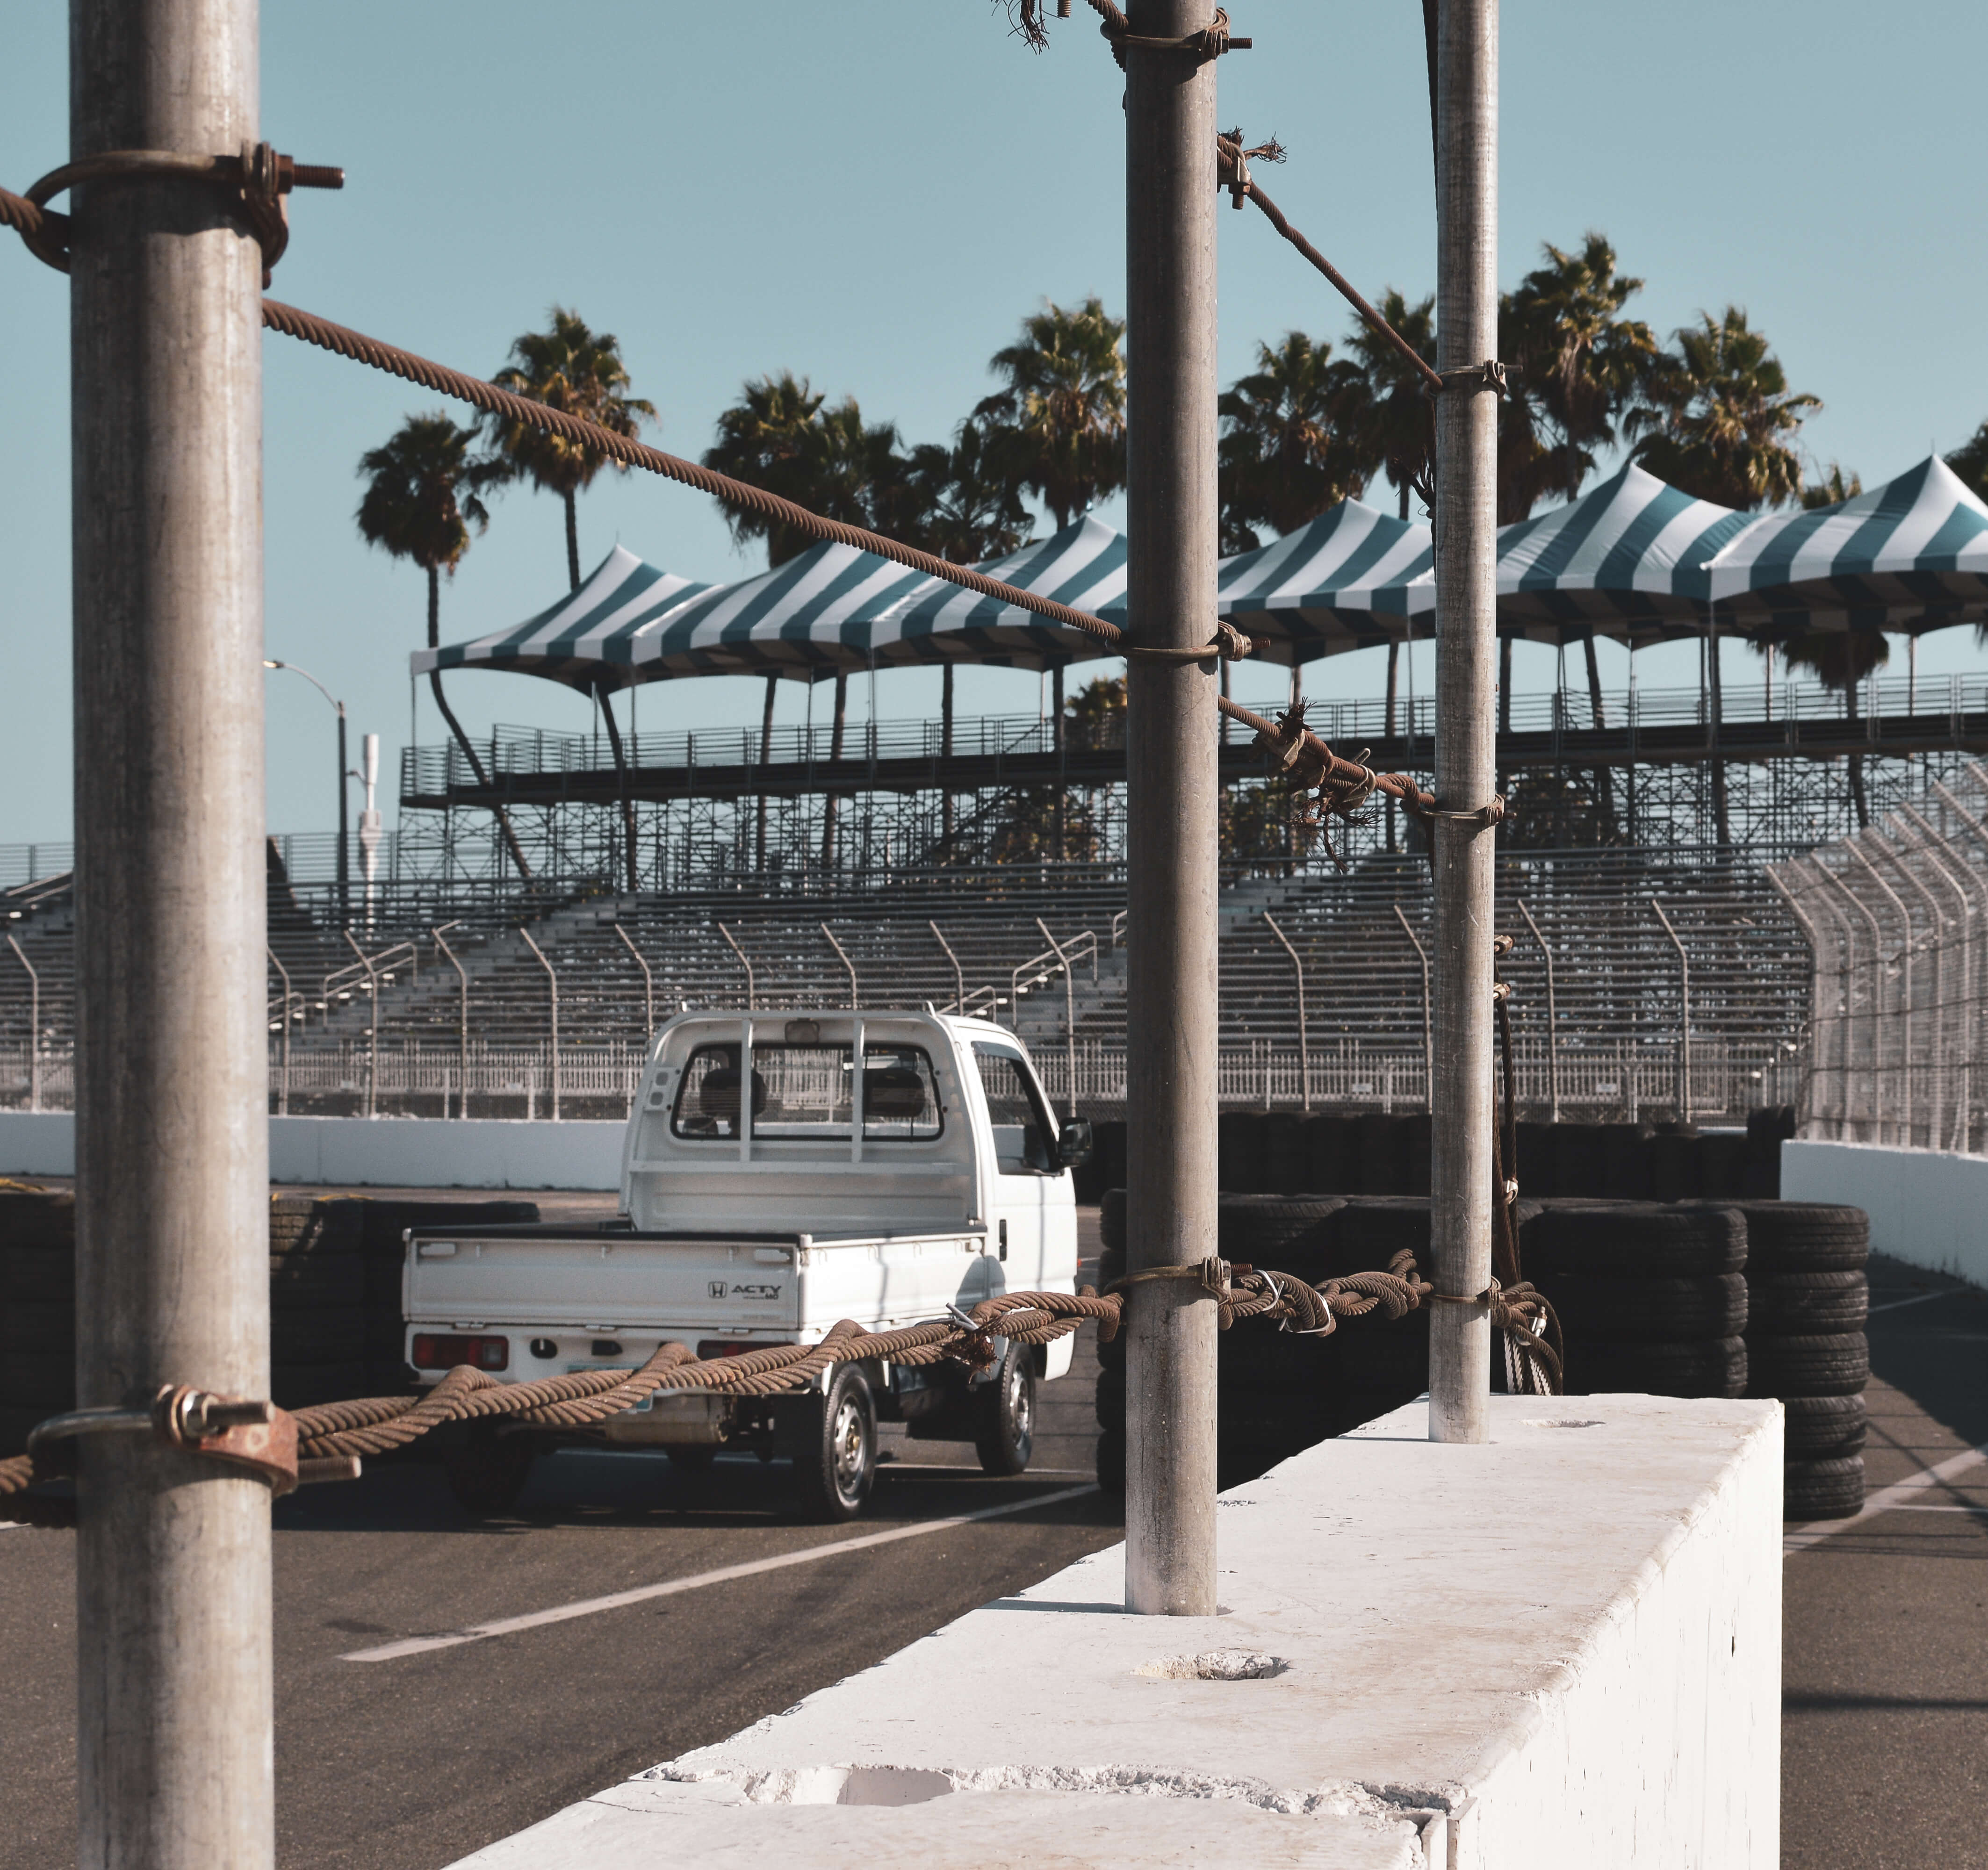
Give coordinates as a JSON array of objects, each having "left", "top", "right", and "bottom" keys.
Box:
[{"left": 0, "top": 1250, "right": 1560, "bottom": 1521}]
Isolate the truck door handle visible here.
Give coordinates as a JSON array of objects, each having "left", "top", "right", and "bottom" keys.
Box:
[{"left": 998, "top": 1219, "right": 1008, "bottom": 1262}]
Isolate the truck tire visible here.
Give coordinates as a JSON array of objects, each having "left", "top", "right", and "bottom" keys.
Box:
[
  {"left": 1748, "top": 1331, "right": 1869, "bottom": 1398},
  {"left": 791, "top": 1365, "right": 877, "bottom": 1524},
  {"left": 1527, "top": 1203, "right": 1744, "bottom": 1279},
  {"left": 1563, "top": 1335, "right": 1747, "bottom": 1398},
  {"left": 973, "top": 1341, "right": 1036, "bottom": 1477},
  {"left": 1542, "top": 1273, "right": 1747, "bottom": 1342},
  {"left": 443, "top": 1425, "right": 537, "bottom": 1518},
  {"left": 1718, "top": 1201, "right": 1869, "bottom": 1274},
  {"left": 1783, "top": 1454, "right": 1865, "bottom": 1520}
]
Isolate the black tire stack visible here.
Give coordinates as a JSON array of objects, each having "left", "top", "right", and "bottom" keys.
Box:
[
  {"left": 1726, "top": 1201, "right": 1870, "bottom": 1520},
  {"left": 1523, "top": 1202, "right": 1749, "bottom": 1399}
]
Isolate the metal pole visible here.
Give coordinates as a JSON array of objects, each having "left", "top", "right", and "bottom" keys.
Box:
[
  {"left": 1867, "top": 827, "right": 1947, "bottom": 1150},
  {"left": 616, "top": 921, "right": 655, "bottom": 1041},
  {"left": 1036, "top": 916, "right": 1079, "bottom": 1117},
  {"left": 1261, "top": 912, "right": 1309, "bottom": 1111},
  {"left": 336, "top": 703, "right": 350, "bottom": 928},
  {"left": 518, "top": 926, "right": 560, "bottom": 1120},
  {"left": 1516, "top": 899, "right": 1557, "bottom": 1122},
  {"left": 1649, "top": 899, "right": 1691, "bottom": 1122},
  {"left": 265, "top": 946, "right": 289, "bottom": 1118},
  {"left": 929, "top": 919, "right": 965, "bottom": 1013},
  {"left": 1394, "top": 903, "right": 1434, "bottom": 1115},
  {"left": 1122, "top": 0, "right": 1219, "bottom": 1615},
  {"left": 717, "top": 921, "right": 755, "bottom": 1009},
  {"left": 821, "top": 922, "right": 859, "bottom": 1007},
  {"left": 1891, "top": 808, "right": 1972, "bottom": 1149},
  {"left": 70, "top": 3, "right": 273, "bottom": 1861},
  {"left": 1846, "top": 843, "right": 1915, "bottom": 1145},
  {"left": 7, "top": 934, "right": 41, "bottom": 1113},
  {"left": 432, "top": 922, "right": 467, "bottom": 1119},
  {"left": 1809, "top": 857, "right": 1889, "bottom": 1143},
  {"left": 343, "top": 930, "right": 379, "bottom": 1121},
  {"left": 1767, "top": 870, "right": 1835, "bottom": 1136},
  {"left": 1428, "top": 0, "right": 1500, "bottom": 1444}
]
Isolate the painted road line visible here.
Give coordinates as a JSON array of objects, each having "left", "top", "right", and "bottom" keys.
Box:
[
  {"left": 342, "top": 1482, "right": 1100, "bottom": 1661},
  {"left": 1867, "top": 1287, "right": 1967, "bottom": 1316},
  {"left": 1784, "top": 1442, "right": 1988, "bottom": 1554}
]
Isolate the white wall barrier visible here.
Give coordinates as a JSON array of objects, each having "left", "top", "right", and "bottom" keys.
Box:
[
  {"left": 1782, "top": 1139, "right": 1988, "bottom": 1287},
  {"left": 0, "top": 1112, "right": 626, "bottom": 1191}
]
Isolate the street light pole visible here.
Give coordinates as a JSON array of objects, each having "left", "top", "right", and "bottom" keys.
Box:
[
  {"left": 265, "top": 657, "right": 350, "bottom": 928},
  {"left": 71, "top": 2, "right": 274, "bottom": 1863},
  {"left": 1428, "top": 0, "right": 1500, "bottom": 1444},
  {"left": 1122, "top": 0, "right": 1220, "bottom": 1616}
]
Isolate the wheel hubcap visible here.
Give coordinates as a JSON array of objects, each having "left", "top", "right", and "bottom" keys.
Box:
[{"left": 831, "top": 1397, "right": 867, "bottom": 1496}]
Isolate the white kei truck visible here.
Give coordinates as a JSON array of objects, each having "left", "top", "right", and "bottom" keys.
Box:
[{"left": 403, "top": 1010, "right": 1093, "bottom": 1522}]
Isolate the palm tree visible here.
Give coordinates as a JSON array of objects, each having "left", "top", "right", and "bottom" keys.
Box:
[
  {"left": 1629, "top": 308, "right": 1819, "bottom": 511},
  {"left": 1347, "top": 290, "right": 1436, "bottom": 853},
  {"left": 356, "top": 414, "right": 533, "bottom": 879},
  {"left": 1772, "top": 467, "right": 1884, "bottom": 828},
  {"left": 486, "top": 308, "right": 657, "bottom": 592},
  {"left": 1947, "top": 421, "right": 1988, "bottom": 503},
  {"left": 975, "top": 297, "right": 1127, "bottom": 530},
  {"left": 1501, "top": 236, "right": 1662, "bottom": 827},
  {"left": 704, "top": 371, "right": 905, "bottom": 568},
  {"left": 1632, "top": 308, "right": 1820, "bottom": 846},
  {"left": 1217, "top": 331, "right": 1374, "bottom": 554}
]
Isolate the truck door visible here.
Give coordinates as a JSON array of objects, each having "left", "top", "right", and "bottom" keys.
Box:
[{"left": 970, "top": 1041, "right": 1063, "bottom": 1291}]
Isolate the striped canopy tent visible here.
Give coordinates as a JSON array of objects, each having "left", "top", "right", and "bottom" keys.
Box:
[
  {"left": 872, "top": 515, "right": 1127, "bottom": 669},
  {"left": 1208, "top": 498, "right": 1433, "bottom": 661},
  {"left": 410, "top": 546, "right": 723, "bottom": 691},
  {"left": 1702, "top": 456, "right": 1988, "bottom": 639}
]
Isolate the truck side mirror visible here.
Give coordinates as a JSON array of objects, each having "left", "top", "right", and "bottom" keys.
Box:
[{"left": 1056, "top": 1118, "right": 1095, "bottom": 1169}]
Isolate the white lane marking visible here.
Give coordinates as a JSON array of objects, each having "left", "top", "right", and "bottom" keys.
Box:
[
  {"left": 1873, "top": 1503, "right": 1988, "bottom": 1515},
  {"left": 1785, "top": 1443, "right": 1988, "bottom": 1554},
  {"left": 1867, "top": 1287, "right": 1967, "bottom": 1316},
  {"left": 342, "top": 1483, "right": 1099, "bottom": 1661}
]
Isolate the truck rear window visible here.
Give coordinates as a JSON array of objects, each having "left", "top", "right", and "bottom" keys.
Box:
[{"left": 671, "top": 1044, "right": 944, "bottom": 1143}]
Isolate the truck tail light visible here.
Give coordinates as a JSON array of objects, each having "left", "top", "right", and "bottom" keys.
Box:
[
  {"left": 411, "top": 1332, "right": 509, "bottom": 1372},
  {"left": 697, "top": 1339, "right": 761, "bottom": 1362}
]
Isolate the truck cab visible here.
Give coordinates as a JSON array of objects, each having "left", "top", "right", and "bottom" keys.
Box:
[{"left": 405, "top": 1010, "right": 1092, "bottom": 1521}]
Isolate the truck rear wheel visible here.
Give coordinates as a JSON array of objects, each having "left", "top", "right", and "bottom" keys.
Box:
[
  {"left": 791, "top": 1366, "right": 877, "bottom": 1523},
  {"left": 973, "top": 1342, "right": 1036, "bottom": 1477},
  {"left": 443, "top": 1426, "right": 537, "bottom": 1518}
]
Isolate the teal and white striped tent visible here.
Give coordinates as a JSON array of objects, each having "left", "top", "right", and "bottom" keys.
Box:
[
  {"left": 416, "top": 520, "right": 1126, "bottom": 691},
  {"left": 1703, "top": 456, "right": 1988, "bottom": 637},
  {"left": 1209, "top": 498, "right": 1432, "bottom": 660}
]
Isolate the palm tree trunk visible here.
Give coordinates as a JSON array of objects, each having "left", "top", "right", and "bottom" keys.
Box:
[
  {"left": 563, "top": 489, "right": 581, "bottom": 593},
  {"left": 940, "top": 663, "right": 954, "bottom": 855},
  {"left": 428, "top": 564, "right": 533, "bottom": 879},
  {"left": 1844, "top": 679, "right": 1870, "bottom": 829},
  {"left": 822, "top": 671, "right": 848, "bottom": 871},
  {"left": 755, "top": 673, "right": 778, "bottom": 872},
  {"left": 596, "top": 680, "right": 640, "bottom": 893}
]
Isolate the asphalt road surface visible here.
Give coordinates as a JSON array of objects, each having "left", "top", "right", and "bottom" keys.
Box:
[
  {"left": 0, "top": 1208, "right": 1120, "bottom": 1870},
  {"left": 4, "top": 1215, "right": 1984, "bottom": 1868},
  {"left": 1780, "top": 1253, "right": 1988, "bottom": 1870}
]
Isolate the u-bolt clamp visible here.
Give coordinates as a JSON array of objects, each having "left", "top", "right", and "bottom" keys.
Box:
[{"left": 27, "top": 1384, "right": 354, "bottom": 1494}]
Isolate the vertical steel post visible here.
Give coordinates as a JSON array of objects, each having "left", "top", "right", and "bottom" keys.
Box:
[
  {"left": 265, "top": 946, "right": 289, "bottom": 1117},
  {"left": 7, "top": 935, "right": 41, "bottom": 1113},
  {"left": 1428, "top": 0, "right": 1500, "bottom": 1444},
  {"left": 518, "top": 927, "right": 560, "bottom": 1121},
  {"left": 1123, "top": 0, "right": 1219, "bottom": 1614},
  {"left": 342, "top": 930, "right": 378, "bottom": 1120},
  {"left": 1395, "top": 904, "right": 1434, "bottom": 1113},
  {"left": 433, "top": 923, "right": 468, "bottom": 1118},
  {"left": 69, "top": 3, "right": 272, "bottom": 1863},
  {"left": 1261, "top": 912, "right": 1309, "bottom": 1111},
  {"left": 1516, "top": 899, "right": 1557, "bottom": 1122},
  {"left": 1650, "top": 898, "right": 1692, "bottom": 1122}
]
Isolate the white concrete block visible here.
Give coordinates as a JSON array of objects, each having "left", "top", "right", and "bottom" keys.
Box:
[
  {"left": 451, "top": 1395, "right": 1783, "bottom": 1870},
  {"left": 1781, "top": 1139, "right": 1988, "bottom": 1287},
  {"left": 0, "top": 1112, "right": 625, "bottom": 1190}
]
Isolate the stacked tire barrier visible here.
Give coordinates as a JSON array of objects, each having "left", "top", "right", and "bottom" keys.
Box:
[
  {"left": 1726, "top": 1201, "right": 1871, "bottom": 1520},
  {"left": 1095, "top": 1190, "right": 1437, "bottom": 1489},
  {"left": 1524, "top": 1201, "right": 1749, "bottom": 1400},
  {"left": 1, "top": 1186, "right": 538, "bottom": 1452},
  {"left": 1092, "top": 1183, "right": 1869, "bottom": 1518}
]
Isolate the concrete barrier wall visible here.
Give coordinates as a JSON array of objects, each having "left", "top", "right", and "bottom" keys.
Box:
[
  {"left": 0, "top": 1112, "right": 625, "bottom": 1191},
  {"left": 455, "top": 1395, "right": 1783, "bottom": 1870},
  {"left": 1782, "top": 1139, "right": 1988, "bottom": 1287}
]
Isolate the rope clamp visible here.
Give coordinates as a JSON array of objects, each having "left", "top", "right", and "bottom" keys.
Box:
[
  {"left": 1123, "top": 621, "right": 1255, "bottom": 665},
  {"left": 1424, "top": 360, "right": 1511, "bottom": 401},
  {"left": 1109, "top": 6, "right": 1252, "bottom": 63},
  {"left": 24, "top": 1385, "right": 334, "bottom": 1494},
  {"left": 1406, "top": 795, "right": 1505, "bottom": 829}
]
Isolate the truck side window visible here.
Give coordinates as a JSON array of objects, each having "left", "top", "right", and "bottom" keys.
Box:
[{"left": 972, "top": 1044, "right": 1056, "bottom": 1175}]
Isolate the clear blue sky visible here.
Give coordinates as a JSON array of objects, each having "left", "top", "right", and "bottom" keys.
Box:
[{"left": 4, "top": 0, "right": 1985, "bottom": 843}]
